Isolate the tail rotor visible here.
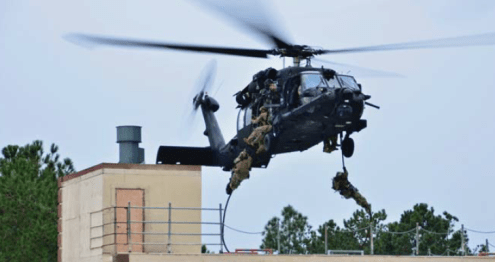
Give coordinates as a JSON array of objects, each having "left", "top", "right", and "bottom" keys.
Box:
[{"left": 179, "top": 60, "right": 218, "bottom": 141}]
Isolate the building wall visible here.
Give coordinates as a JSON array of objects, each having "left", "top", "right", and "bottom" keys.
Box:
[
  {"left": 60, "top": 169, "right": 104, "bottom": 262},
  {"left": 59, "top": 163, "right": 203, "bottom": 262},
  {"left": 102, "top": 165, "right": 202, "bottom": 254}
]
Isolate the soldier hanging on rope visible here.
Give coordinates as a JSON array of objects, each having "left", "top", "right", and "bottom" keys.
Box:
[
  {"left": 226, "top": 149, "right": 253, "bottom": 195},
  {"left": 332, "top": 167, "right": 371, "bottom": 213}
]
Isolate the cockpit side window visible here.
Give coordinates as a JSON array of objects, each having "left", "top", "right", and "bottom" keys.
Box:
[
  {"left": 300, "top": 73, "right": 329, "bottom": 92},
  {"left": 337, "top": 75, "right": 360, "bottom": 90}
]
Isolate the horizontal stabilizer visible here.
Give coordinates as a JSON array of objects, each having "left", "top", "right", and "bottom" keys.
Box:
[{"left": 156, "top": 146, "right": 218, "bottom": 166}]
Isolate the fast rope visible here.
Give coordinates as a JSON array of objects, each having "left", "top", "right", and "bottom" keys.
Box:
[
  {"left": 221, "top": 193, "right": 232, "bottom": 253},
  {"left": 340, "top": 132, "right": 346, "bottom": 170}
]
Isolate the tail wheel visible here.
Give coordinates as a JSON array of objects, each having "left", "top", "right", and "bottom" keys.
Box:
[{"left": 342, "top": 137, "right": 354, "bottom": 158}]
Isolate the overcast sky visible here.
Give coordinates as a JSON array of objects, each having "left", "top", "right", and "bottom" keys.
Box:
[{"left": 1, "top": 0, "right": 495, "bottom": 253}]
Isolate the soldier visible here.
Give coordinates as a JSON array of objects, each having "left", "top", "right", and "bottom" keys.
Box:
[
  {"left": 332, "top": 167, "right": 371, "bottom": 213},
  {"left": 226, "top": 149, "right": 253, "bottom": 195},
  {"left": 243, "top": 106, "right": 272, "bottom": 153},
  {"left": 354, "top": 192, "right": 371, "bottom": 214},
  {"left": 249, "top": 124, "right": 272, "bottom": 155},
  {"left": 265, "top": 79, "right": 281, "bottom": 104},
  {"left": 323, "top": 136, "right": 338, "bottom": 153},
  {"left": 252, "top": 106, "right": 270, "bottom": 126}
]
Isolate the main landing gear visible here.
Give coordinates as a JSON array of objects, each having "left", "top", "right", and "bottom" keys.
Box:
[{"left": 341, "top": 133, "right": 354, "bottom": 158}]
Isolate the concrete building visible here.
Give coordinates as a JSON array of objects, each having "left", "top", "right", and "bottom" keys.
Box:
[{"left": 57, "top": 163, "right": 202, "bottom": 262}]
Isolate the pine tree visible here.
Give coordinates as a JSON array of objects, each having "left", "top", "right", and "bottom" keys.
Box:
[
  {"left": 0, "top": 141, "right": 74, "bottom": 261},
  {"left": 260, "top": 205, "right": 313, "bottom": 254}
]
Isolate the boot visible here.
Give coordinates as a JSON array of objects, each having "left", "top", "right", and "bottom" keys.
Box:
[{"left": 323, "top": 137, "right": 338, "bottom": 153}]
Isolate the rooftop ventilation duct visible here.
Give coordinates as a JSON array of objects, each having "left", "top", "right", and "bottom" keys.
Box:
[{"left": 117, "top": 125, "right": 145, "bottom": 164}]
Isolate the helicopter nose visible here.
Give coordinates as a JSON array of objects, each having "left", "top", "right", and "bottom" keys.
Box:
[
  {"left": 335, "top": 88, "right": 365, "bottom": 120},
  {"left": 342, "top": 88, "right": 354, "bottom": 100},
  {"left": 336, "top": 103, "right": 353, "bottom": 119}
]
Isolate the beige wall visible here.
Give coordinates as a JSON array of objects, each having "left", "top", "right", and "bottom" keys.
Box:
[
  {"left": 127, "top": 254, "right": 495, "bottom": 262},
  {"left": 60, "top": 164, "right": 202, "bottom": 262},
  {"left": 102, "top": 165, "right": 202, "bottom": 254},
  {"left": 61, "top": 169, "right": 104, "bottom": 262}
]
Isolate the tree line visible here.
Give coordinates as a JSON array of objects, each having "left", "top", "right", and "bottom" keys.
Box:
[{"left": 260, "top": 204, "right": 489, "bottom": 255}]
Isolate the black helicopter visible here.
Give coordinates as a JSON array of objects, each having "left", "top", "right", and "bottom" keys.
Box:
[{"left": 68, "top": 0, "right": 495, "bottom": 172}]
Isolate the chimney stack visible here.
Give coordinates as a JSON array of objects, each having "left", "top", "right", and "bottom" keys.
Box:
[{"left": 116, "top": 126, "right": 145, "bottom": 164}]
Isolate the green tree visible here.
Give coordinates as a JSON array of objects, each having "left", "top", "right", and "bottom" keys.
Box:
[
  {"left": 260, "top": 205, "right": 313, "bottom": 254},
  {"left": 376, "top": 203, "right": 467, "bottom": 256},
  {"left": 473, "top": 243, "right": 489, "bottom": 254},
  {"left": 308, "top": 219, "right": 360, "bottom": 254},
  {"left": 342, "top": 208, "right": 387, "bottom": 254},
  {"left": 0, "top": 141, "right": 74, "bottom": 262},
  {"left": 201, "top": 244, "right": 211, "bottom": 254}
]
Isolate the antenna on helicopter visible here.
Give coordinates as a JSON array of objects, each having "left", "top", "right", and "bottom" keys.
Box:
[{"left": 306, "top": 57, "right": 312, "bottom": 67}]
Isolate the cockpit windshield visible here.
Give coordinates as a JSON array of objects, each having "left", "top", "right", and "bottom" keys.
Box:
[
  {"left": 300, "top": 73, "right": 329, "bottom": 91},
  {"left": 337, "top": 75, "right": 360, "bottom": 90}
]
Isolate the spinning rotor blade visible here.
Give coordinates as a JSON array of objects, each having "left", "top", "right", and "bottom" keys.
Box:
[
  {"left": 180, "top": 60, "right": 218, "bottom": 141},
  {"left": 178, "top": 110, "right": 200, "bottom": 142},
  {"left": 66, "top": 34, "right": 273, "bottom": 58},
  {"left": 191, "top": 0, "right": 292, "bottom": 48},
  {"left": 313, "top": 58, "right": 404, "bottom": 78},
  {"left": 191, "top": 59, "right": 217, "bottom": 104},
  {"left": 321, "top": 32, "right": 495, "bottom": 55}
]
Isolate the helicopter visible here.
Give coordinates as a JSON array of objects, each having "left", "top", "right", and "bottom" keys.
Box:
[{"left": 68, "top": 0, "right": 495, "bottom": 175}]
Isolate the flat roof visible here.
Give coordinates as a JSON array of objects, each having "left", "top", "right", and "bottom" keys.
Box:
[{"left": 59, "top": 163, "right": 201, "bottom": 183}]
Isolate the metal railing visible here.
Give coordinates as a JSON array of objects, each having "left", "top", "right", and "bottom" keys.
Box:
[{"left": 89, "top": 202, "right": 224, "bottom": 254}]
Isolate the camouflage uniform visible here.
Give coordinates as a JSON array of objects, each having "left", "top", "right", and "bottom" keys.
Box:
[
  {"left": 332, "top": 168, "right": 371, "bottom": 213},
  {"left": 267, "top": 81, "right": 281, "bottom": 104},
  {"left": 244, "top": 107, "right": 272, "bottom": 154},
  {"left": 323, "top": 136, "right": 338, "bottom": 153},
  {"left": 227, "top": 149, "right": 253, "bottom": 194}
]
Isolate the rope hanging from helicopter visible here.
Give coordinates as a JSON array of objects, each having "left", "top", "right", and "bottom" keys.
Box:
[
  {"left": 221, "top": 194, "right": 232, "bottom": 253},
  {"left": 339, "top": 133, "right": 346, "bottom": 171}
]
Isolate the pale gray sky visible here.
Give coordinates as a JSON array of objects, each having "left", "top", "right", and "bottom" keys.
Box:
[{"left": 1, "top": 0, "right": 495, "bottom": 253}]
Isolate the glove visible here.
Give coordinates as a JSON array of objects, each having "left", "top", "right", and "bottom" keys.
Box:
[{"left": 226, "top": 183, "right": 233, "bottom": 195}]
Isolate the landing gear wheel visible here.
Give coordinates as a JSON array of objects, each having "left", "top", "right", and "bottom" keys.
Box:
[{"left": 342, "top": 137, "right": 354, "bottom": 158}]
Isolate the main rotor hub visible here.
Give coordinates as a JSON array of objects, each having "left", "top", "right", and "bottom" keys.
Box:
[
  {"left": 273, "top": 45, "right": 324, "bottom": 67},
  {"left": 275, "top": 45, "right": 323, "bottom": 59}
]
